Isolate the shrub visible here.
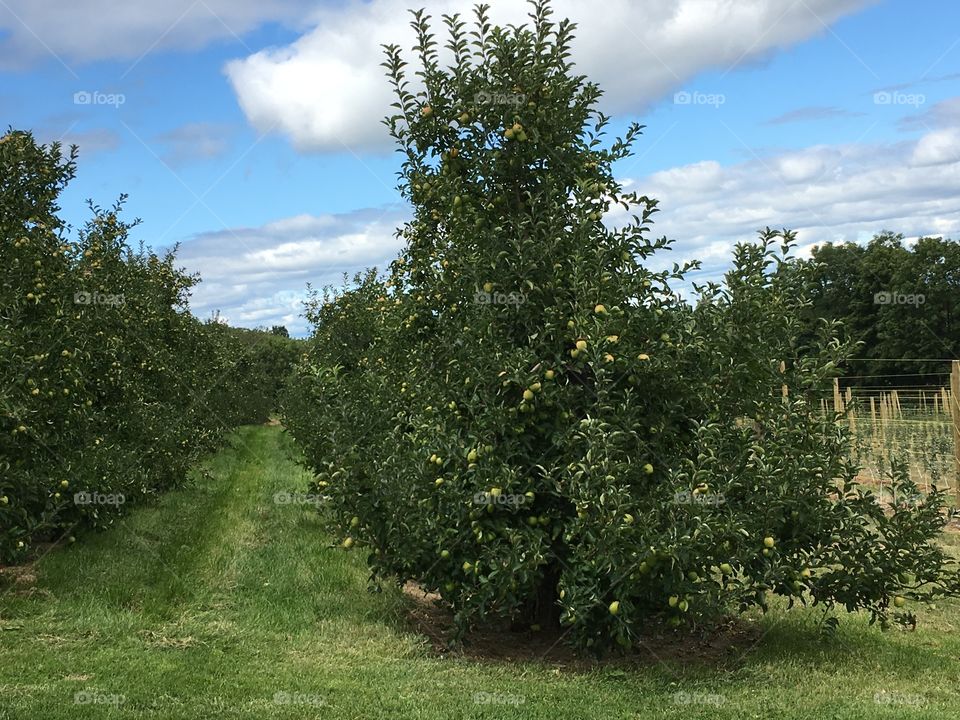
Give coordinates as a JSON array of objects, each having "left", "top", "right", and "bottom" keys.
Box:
[
  {"left": 280, "top": 2, "right": 960, "bottom": 653},
  {"left": 0, "top": 130, "right": 293, "bottom": 561}
]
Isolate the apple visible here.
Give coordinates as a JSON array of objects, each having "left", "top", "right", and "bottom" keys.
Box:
[
  {"left": 523, "top": 389, "right": 534, "bottom": 401},
  {"left": 800, "top": 568, "right": 812, "bottom": 579},
  {"left": 440, "top": 549, "right": 450, "bottom": 559},
  {"left": 0, "top": 496, "right": 7, "bottom": 505},
  {"left": 637, "top": 353, "right": 650, "bottom": 361},
  {"left": 623, "top": 513, "right": 634, "bottom": 525},
  {"left": 763, "top": 536, "right": 775, "bottom": 549},
  {"left": 462, "top": 561, "right": 473, "bottom": 573},
  {"left": 544, "top": 370, "right": 555, "bottom": 380},
  {"left": 444, "top": 581, "right": 456, "bottom": 592},
  {"left": 576, "top": 339, "right": 587, "bottom": 351},
  {"left": 60, "top": 480, "right": 69, "bottom": 488},
  {"left": 668, "top": 595, "right": 679, "bottom": 608},
  {"left": 467, "top": 449, "right": 478, "bottom": 462},
  {"left": 567, "top": 320, "right": 575, "bottom": 329},
  {"left": 435, "top": 478, "right": 444, "bottom": 487},
  {"left": 661, "top": 332, "right": 670, "bottom": 342},
  {"left": 350, "top": 516, "right": 359, "bottom": 528},
  {"left": 524, "top": 491, "right": 535, "bottom": 501},
  {"left": 643, "top": 463, "right": 654, "bottom": 475},
  {"left": 342, "top": 537, "right": 354, "bottom": 549},
  {"left": 608, "top": 600, "right": 620, "bottom": 615},
  {"left": 490, "top": 487, "right": 502, "bottom": 497},
  {"left": 606, "top": 335, "right": 619, "bottom": 343},
  {"left": 678, "top": 599, "right": 689, "bottom": 612},
  {"left": 594, "top": 304, "right": 607, "bottom": 315},
  {"left": 894, "top": 595, "right": 906, "bottom": 608},
  {"left": 719, "top": 563, "right": 733, "bottom": 575},
  {"left": 482, "top": 282, "right": 494, "bottom": 293}
]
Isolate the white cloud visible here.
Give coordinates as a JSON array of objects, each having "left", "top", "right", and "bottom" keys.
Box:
[
  {"left": 176, "top": 207, "right": 406, "bottom": 335},
  {"left": 0, "top": 0, "right": 318, "bottom": 67},
  {"left": 225, "top": 0, "right": 872, "bottom": 152},
  {"left": 910, "top": 128, "right": 960, "bottom": 167},
  {"left": 175, "top": 122, "right": 960, "bottom": 335}
]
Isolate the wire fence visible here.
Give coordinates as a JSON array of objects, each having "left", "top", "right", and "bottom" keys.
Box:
[{"left": 811, "top": 359, "right": 960, "bottom": 505}]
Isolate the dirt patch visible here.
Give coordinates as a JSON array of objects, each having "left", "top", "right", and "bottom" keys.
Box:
[{"left": 401, "top": 581, "right": 764, "bottom": 670}]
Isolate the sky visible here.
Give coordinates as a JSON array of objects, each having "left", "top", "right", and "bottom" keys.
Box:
[{"left": 3, "top": 0, "right": 959, "bottom": 336}]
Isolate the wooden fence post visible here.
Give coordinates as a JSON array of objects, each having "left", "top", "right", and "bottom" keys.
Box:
[{"left": 951, "top": 361, "right": 960, "bottom": 498}]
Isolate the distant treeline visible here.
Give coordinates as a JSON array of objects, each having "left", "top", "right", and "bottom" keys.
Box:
[{"left": 789, "top": 231, "right": 960, "bottom": 387}]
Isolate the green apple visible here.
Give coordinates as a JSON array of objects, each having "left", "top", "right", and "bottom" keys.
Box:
[
  {"left": 623, "top": 513, "right": 634, "bottom": 525},
  {"left": 544, "top": 369, "right": 555, "bottom": 380},
  {"left": 349, "top": 516, "right": 359, "bottom": 528},
  {"left": 462, "top": 561, "right": 472, "bottom": 572},
  {"left": 342, "top": 537, "right": 354, "bottom": 549},
  {"left": 529, "top": 382, "right": 541, "bottom": 392},
  {"left": 467, "top": 449, "right": 478, "bottom": 462},
  {"left": 440, "top": 549, "right": 450, "bottom": 559},
  {"left": 576, "top": 339, "right": 588, "bottom": 351},
  {"left": 668, "top": 595, "right": 679, "bottom": 608},
  {"left": 482, "top": 282, "right": 493, "bottom": 293},
  {"left": 894, "top": 595, "right": 906, "bottom": 608},
  {"left": 719, "top": 563, "right": 733, "bottom": 575},
  {"left": 643, "top": 463, "right": 654, "bottom": 475},
  {"left": 594, "top": 304, "right": 607, "bottom": 315},
  {"left": 608, "top": 600, "right": 620, "bottom": 615},
  {"left": 523, "top": 389, "right": 534, "bottom": 401},
  {"left": 763, "top": 536, "right": 775, "bottom": 549}
]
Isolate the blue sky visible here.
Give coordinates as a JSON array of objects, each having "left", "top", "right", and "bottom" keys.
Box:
[{"left": 3, "top": 0, "right": 959, "bottom": 334}]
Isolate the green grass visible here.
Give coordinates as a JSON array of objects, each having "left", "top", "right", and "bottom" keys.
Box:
[{"left": 2, "top": 425, "right": 959, "bottom": 719}]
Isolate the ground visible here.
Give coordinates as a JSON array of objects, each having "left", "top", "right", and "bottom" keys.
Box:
[{"left": 0, "top": 425, "right": 957, "bottom": 719}]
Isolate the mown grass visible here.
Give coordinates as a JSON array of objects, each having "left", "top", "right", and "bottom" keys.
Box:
[{"left": 1, "top": 425, "right": 957, "bottom": 719}]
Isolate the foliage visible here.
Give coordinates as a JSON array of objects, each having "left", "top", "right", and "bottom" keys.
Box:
[
  {"left": 0, "top": 129, "right": 295, "bottom": 561},
  {"left": 278, "top": 2, "right": 960, "bottom": 653},
  {"left": 791, "top": 231, "right": 960, "bottom": 384}
]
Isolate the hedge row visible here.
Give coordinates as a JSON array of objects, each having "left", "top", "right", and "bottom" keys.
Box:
[{"left": 0, "top": 130, "right": 297, "bottom": 562}]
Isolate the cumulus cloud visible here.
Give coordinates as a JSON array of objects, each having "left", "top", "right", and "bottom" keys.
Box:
[
  {"left": 154, "top": 122, "right": 235, "bottom": 167},
  {"left": 0, "top": 0, "right": 318, "bottom": 68},
  {"left": 628, "top": 127, "right": 960, "bottom": 279},
  {"left": 764, "top": 106, "right": 866, "bottom": 125},
  {"left": 175, "top": 205, "right": 407, "bottom": 335},
  {"left": 225, "top": 0, "right": 872, "bottom": 152},
  {"left": 175, "top": 124, "right": 960, "bottom": 334}
]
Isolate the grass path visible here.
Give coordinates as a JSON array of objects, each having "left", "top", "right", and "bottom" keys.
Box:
[{"left": 1, "top": 425, "right": 957, "bottom": 719}]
